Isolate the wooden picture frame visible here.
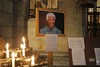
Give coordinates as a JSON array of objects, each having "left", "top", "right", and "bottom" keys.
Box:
[{"left": 36, "top": 8, "right": 65, "bottom": 36}]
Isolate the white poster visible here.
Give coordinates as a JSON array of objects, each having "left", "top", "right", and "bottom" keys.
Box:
[
  {"left": 45, "top": 34, "right": 58, "bottom": 51},
  {"left": 72, "top": 49, "right": 86, "bottom": 65},
  {"left": 94, "top": 48, "right": 100, "bottom": 65},
  {"left": 68, "top": 37, "right": 85, "bottom": 49}
]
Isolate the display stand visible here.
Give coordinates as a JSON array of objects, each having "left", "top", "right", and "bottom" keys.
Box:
[
  {"left": 68, "top": 37, "right": 100, "bottom": 67},
  {"left": 68, "top": 37, "right": 86, "bottom": 67},
  {"left": 48, "top": 51, "right": 53, "bottom": 67}
]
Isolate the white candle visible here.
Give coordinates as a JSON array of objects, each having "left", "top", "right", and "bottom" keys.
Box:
[
  {"left": 22, "top": 37, "right": 26, "bottom": 57},
  {"left": 21, "top": 44, "right": 25, "bottom": 57},
  {"left": 31, "top": 55, "right": 35, "bottom": 66},
  {"left": 12, "top": 52, "right": 15, "bottom": 67},
  {"left": 6, "top": 43, "right": 9, "bottom": 58}
]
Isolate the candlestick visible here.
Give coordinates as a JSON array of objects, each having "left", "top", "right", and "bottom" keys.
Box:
[
  {"left": 12, "top": 52, "right": 15, "bottom": 67},
  {"left": 31, "top": 55, "right": 35, "bottom": 66},
  {"left": 6, "top": 43, "right": 9, "bottom": 58}
]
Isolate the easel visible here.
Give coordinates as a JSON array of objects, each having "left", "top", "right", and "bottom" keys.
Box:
[{"left": 48, "top": 51, "right": 53, "bottom": 67}]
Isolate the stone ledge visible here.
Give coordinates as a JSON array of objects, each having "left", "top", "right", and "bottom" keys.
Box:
[{"left": 38, "top": 51, "right": 68, "bottom": 57}]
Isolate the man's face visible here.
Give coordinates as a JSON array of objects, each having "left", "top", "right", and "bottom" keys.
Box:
[{"left": 47, "top": 16, "right": 55, "bottom": 29}]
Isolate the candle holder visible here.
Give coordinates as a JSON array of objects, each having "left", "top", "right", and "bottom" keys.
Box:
[{"left": 0, "top": 37, "right": 48, "bottom": 67}]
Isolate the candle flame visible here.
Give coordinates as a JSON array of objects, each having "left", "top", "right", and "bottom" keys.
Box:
[
  {"left": 6, "top": 43, "right": 9, "bottom": 49},
  {"left": 22, "top": 37, "right": 26, "bottom": 48},
  {"left": 22, "top": 37, "right": 25, "bottom": 43}
]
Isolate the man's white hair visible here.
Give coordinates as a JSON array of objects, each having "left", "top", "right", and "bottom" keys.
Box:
[{"left": 46, "top": 12, "right": 56, "bottom": 20}]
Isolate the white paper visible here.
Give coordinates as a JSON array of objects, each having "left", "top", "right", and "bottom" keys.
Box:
[
  {"left": 45, "top": 34, "right": 58, "bottom": 51},
  {"left": 94, "top": 48, "right": 100, "bottom": 65},
  {"left": 72, "top": 49, "right": 86, "bottom": 65},
  {"left": 68, "top": 37, "right": 85, "bottom": 49}
]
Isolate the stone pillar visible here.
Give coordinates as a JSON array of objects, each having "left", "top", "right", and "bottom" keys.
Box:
[{"left": 13, "top": 0, "right": 29, "bottom": 48}]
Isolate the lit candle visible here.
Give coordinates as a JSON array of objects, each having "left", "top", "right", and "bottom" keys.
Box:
[
  {"left": 31, "top": 55, "right": 35, "bottom": 66},
  {"left": 6, "top": 43, "right": 9, "bottom": 58},
  {"left": 22, "top": 37, "right": 25, "bottom": 45},
  {"left": 21, "top": 37, "right": 26, "bottom": 57},
  {"left": 21, "top": 43, "right": 25, "bottom": 57},
  {"left": 12, "top": 52, "right": 15, "bottom": 67},
  {"left": 22, "top": 37, "right": 26, "bottom": 49}
]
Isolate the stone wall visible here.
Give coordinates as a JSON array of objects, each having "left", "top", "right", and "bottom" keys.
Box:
[
  {"left": 0, "top": 0, "right": 13, "bottom": 47},
  {"left": 59, "top": 0, "right": 83, "bottom": 37},
  {"left": 0, "top": 0, "right": 29, "bottom": 48},
  {"left": 28, "top": 0, "right": 83, "bottom": 51}
]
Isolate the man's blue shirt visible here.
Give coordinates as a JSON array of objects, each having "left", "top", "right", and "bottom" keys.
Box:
[{"left": 40, "top": 26, "right": 62, "bottom": 34}]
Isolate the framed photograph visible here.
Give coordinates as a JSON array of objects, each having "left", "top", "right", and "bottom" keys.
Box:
[{"left": 36, "top": 8, "right": 65, "bottom": 36}]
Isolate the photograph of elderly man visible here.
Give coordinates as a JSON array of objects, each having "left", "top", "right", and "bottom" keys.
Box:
[
  {"left": 40, "top": 12, "right": 62, "bottom": 34},
  {"left": 38, "top": 9, "right": 64, "bottom": 35}
]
